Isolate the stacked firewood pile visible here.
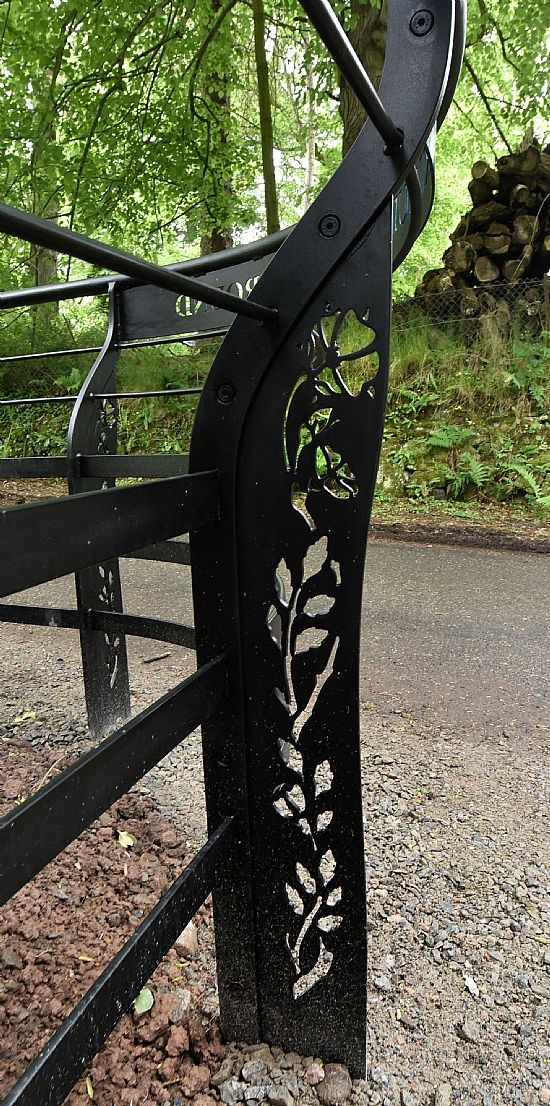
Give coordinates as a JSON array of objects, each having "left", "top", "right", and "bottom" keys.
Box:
[{"left": 413, "top": 141, "right": 549, "bottom": 334}]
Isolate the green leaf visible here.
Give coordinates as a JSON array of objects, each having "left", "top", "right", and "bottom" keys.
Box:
[
  {"left": 133, "top": 987, "right": 154, "bottom": 1015},
  {"left": 117, "top": 830, "right": 136, "bottom": 849}
]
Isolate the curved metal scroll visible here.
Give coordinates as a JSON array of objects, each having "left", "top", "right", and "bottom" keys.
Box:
[
  {"left": 67, "top": 284, "right": 131, "bottom": 739},
  {"left": 189, "top": 0, "right": 459, "bottom": 1077}
]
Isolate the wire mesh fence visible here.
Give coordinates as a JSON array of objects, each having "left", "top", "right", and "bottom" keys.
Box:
[{"left": 392, "top": 276, "right": 550, "bottom": 338}]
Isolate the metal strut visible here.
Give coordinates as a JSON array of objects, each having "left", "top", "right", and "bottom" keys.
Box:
[{"left": 0, "top": 202, "right": 279, "bottom": 324}]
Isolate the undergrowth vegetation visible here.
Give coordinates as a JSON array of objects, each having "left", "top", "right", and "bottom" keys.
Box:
[
  {"left": 1, "top": 305, "right": 548, "bottom": 517},
  {"left": 380, "top": 318, "right": 549, "bottom": 515}
]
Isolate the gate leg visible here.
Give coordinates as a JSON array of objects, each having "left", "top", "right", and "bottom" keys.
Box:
[{"left": 68, "top": 284, "right": 131, "bottom": 739}]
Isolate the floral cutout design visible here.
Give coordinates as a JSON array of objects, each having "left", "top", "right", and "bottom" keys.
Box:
[
  {"left": 97, "top": 564, "right": 121, "bottom": 690},
  {"left": 269, "top": 537, "right": 343, "bottom": 998},
  {"left": 284, "top": 308, "right": 379, "bottom": 515},
  {"left": 97, "top": 397, "right": 117, "bottom": 455}
]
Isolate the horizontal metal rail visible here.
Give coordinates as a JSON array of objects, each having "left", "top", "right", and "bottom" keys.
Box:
[
  {"left": 0, "top": 654, "right": 227, "bottom": 904},
  {"left": 0, "top": 386, "right": 202, "bottom": 408},
  {"left": 0, "top": 471, "right": 217, "bottom": 596},
  {"left": 91, "top": 387, "right": 201, "bottom": 399},
  {"left": 79, "top": 453, "right": 190, "bottom": 479},
  {"left": 2, "top": 816, "right": 234, "bottom": 1106},
  {"left": 127, "top": 538, "right": 191, "bottom": 565},
  {"left": 0, "top": 228, "right": 289, "bottom": 307},
  {"left": 298, "top": 0, "right": 403, "bottom": 150},
  {"left": 0, "top": 202, "right": 278, "bottom": 323},
  {"left": 0, "top": 345, "right": 103, "bottom": 364},
  {"left": 0, "top": 604, "right": 196, "bottom": 650},
  {"left": 0, "top": 327, "right": 225, "bottom": 363},
  {"left": 0, "top": 454, "right": 189, "bottom": 479},
  {"left": 0, "top": 394, "right": 78, "bottom": 406},
  {"left": 0, "top": 457, "right": 69, "bottom": 478}
]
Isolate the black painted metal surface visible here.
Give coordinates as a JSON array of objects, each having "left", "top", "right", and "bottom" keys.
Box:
[
  {"left": 0, "top": 471, "right": 218, "bottom": 596},
  {"left": 189, "top": 0, "right": 460, "bottom": 1076},
  {"left": 66, "top": 284, "right": 131, "bottom": 737}
]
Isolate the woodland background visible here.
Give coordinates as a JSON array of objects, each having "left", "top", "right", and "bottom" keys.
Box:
[{"left": 0, "top": 0, "right": 548, "bottom": 511}]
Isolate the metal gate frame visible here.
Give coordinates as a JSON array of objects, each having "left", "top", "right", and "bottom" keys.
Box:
[{"left": 0, "top": 1, "right": 465, "bottom": 1101}]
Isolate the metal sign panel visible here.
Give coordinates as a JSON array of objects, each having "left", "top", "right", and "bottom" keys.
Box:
[{"left": 118, "top": 256, "right": 273, "bottom": 343}]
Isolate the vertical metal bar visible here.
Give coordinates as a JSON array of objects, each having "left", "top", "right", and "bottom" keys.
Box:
[{"left": 67, "top": 284, "right": 131, "bottom": 739}]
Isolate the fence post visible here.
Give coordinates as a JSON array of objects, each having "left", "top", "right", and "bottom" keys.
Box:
[
  {"left": 190, "top": 205, "right": 394, "bottom": 1076},
  {"left": 67, "top": 283, "right": 131, "bottom": 739}
]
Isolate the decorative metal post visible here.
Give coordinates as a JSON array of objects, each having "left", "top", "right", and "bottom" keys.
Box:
[
  {"left": 67, "top": 284, "right": 131, "bottom": 739},
  {"left": 190, "top": 0, "right": 457, "bottom": 1077}
]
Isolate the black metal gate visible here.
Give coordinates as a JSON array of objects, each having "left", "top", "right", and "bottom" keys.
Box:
[{"left": 0, "top": 1, "right": 465, "bottom": 1101}]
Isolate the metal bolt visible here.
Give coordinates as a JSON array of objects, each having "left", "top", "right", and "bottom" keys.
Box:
[
  {"left": 410, "top": 9, "right": 434, "bottom": 35},
  {"left": 217, "top": 382, "right": 235, "bottom": 405},
  {"left": 319, "top": 214, "right": 341, "bottom": 238}
]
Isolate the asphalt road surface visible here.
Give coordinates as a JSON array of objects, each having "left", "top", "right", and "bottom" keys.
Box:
[{"left": 6, "top": 539, "right": 549, "bottom": 745}]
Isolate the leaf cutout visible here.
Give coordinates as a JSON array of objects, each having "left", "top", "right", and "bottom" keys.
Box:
[
  {"left": 275, "top": 687, "right": 291, "bottom": 714},
  {"left": 303, "top": 595, "right": 335, "bottom": 618},
  {"left": 303, "top": 536, "right": 328, "bottom": 583},
  {"left": 286, "top": 884, "right": 304, "bottom": 916},
  {"left": 267, "top": 606, "right": 282, "bottom": 649},
  {"left": 316, "top": 810, "right": 333, "bottom": 833},
  {"left": 286, "top": 784, "right": 305, "bottom": 812},
  {"left": 327, "top": 886, "right": 342, "bottom": 907},
  {"left": 319, "top": 849, "right": 336, "bottom": 886},
  {"left": 296, "top": 863, "right": 316, "bottom": 894},
  {"left": 298, "top": 818, "right": 312, "bottom": 837},
  {"left": 331, "top": 560, "right": 341, "bottom": 586},
  {"left": 275, "top": 559, "right": 291, "bottom": 606},
  {"left": 278, "top": 740, "right": 303, "bottom": 776},
  {"left": 273, "top": 797, "right": 294, "bottom": 819},
  {"left": 293, "top": 941, "right": 333, "bottom": 998},
  {"left": 318, "top": 915, "right": 343, "bottom": 932},
  {"left": 314, "top": 760, "right": 333, "bottom": 798},
  {"left": 294, "top": 627, "right": 328, "bottom": 655},
  {"left": 291, "top": 483, "right": 315, "bottom": 530}
]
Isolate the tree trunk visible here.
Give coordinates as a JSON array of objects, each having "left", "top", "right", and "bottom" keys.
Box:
[
  {"left": 340, "top": 0, "right": 387, "bottom": 157},
  {"left": 198, "top": 0, "right": 234, "bottom": 255},
  {"left": 252, "top": 0, "right": 280, "bottom": 233}
]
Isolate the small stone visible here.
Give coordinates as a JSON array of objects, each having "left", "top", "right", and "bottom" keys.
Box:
[
  {"left": 267, "top": 1088, "right": 295, "bottom": 1106},
  {"left": 2, "top": 947, "right": 23, "bottom": 969},
  {"left": 213, "top": 1059, "right": 237, "bottom": 1087},
  {"left": 168, "top": 988, "right": 191, "bottom": 1023},
  {"left": 373, "top": 974, "right": 392, "bottom": 993},
  {"left": 244, "top": 1087, "right": 272, "bottom": 1102},
  {"left": 165, "top": 1025, "right": 190, "bottom": 1056},
  {"left": 220, "top": 1079, "right": 247, "bottom": 1104},
  {"left": 180, "top": 1062, "right": 211, "bottom": 1097},
  {"left": 242, "top": 1059, "right": 268, "bottom": 1083},
  {"left": 284, "top": 1053, "right": 302, "bottom": 1069},
  {"left": 305, "top": 1063, "right": 325, "bottom": 1086},
  {"left": 175, "top": 921, "right": 198, "bottom": 957},
  {"left": 539, "top": 1090, "right": 550, "bottom": 1104},
  {"left": 316, "top": 1063, "right": 353, "bottom": 1105},
  {"left": 434, "top": 1085, "right": 453, "bottom": 1106},
  {"left": 457, "top": 1016, "right": 479, "bottom": 1044},
  {"left": 401, "top": 1091, "right": 415, "bottom": 1106}
]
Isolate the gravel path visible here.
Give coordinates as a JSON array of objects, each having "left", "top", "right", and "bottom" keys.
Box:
[{"left": 1, "top": 544, "right": 548, "bottom": 1105}]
